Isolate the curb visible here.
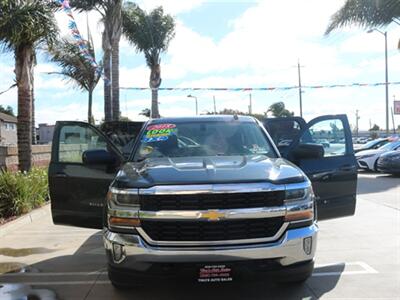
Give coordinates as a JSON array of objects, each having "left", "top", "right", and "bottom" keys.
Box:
[{"left": 0, "top": 203, "right": 50, "bottom": 238}]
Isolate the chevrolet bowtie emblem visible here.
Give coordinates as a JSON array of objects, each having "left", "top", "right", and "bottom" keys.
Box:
[{"left": 201, "top": 210, "right": 225, "bottom": 221}]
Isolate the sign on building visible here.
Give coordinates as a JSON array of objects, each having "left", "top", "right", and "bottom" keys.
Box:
[{"left": 395, "top": 101, "right": 400, "bottom": 115}]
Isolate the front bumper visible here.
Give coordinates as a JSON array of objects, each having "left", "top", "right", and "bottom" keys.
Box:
[
  {"left": 103, "top": 223, "right": 318, "bottom": 278},
  {"left": 357, "top": 159, "right": 371, "bottom": 170}
]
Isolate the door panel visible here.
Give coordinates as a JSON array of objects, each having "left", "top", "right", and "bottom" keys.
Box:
[
  {"left": 49, "top": 121, "right": 122, "bottom": 229},
  {"left": 286, "top": 115, "right": 357, "bottom": 221}
]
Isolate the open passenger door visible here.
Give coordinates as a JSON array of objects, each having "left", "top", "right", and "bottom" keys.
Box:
[
  {"left": 49, "top": 121, "right": 143, "bottom": 229},
  {"left": 263, "top": 115, "right": 357, "bottom": 220}
]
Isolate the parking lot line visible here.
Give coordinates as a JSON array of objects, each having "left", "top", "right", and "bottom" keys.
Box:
[{"left": 313, "top": 261, "right": 378, "bottom": 277}]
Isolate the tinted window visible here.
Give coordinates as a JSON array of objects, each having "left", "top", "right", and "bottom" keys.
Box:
[
  {"left": 300, "top": 119, "right": 346, "bottom": 157},
  {"left": 59, "top": 125, "right": 108, "bottom": 163}
]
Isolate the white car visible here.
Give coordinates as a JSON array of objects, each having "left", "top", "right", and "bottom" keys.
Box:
[{"left": 356, "top": 141, "right": 400, "bottom": 171}]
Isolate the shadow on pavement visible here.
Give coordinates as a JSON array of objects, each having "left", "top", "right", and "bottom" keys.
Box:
[
  {"left": 1, "top": 232, "right": 344, "bottom": 300},
  {"left": 357, "top": 173, "right": 400, "bottom": 195}
]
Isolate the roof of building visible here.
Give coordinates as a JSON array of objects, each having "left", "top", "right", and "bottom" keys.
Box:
[{"left": 0, "top": 112, "right": 17, "bottom": 123}]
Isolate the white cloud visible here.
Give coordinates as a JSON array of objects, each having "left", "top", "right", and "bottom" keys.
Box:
[{"left": 137, "top": 0, "right": 205, "bottom": 15}]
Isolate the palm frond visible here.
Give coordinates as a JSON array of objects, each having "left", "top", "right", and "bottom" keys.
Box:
[
  {"left": 326, "top": 0, "right": 400, "bottom": 34},
  {"left": 49, "top": 38, "right": 102, "bottom": 92},
  {"left": 0, "top": 0, "right": 59, "bottom": 52},
  {"left": 122, "top": 2, "right": 175, "bottom": 68}
]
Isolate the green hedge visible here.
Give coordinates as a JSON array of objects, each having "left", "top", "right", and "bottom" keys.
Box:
[{"left": 0, "top": 168, "right": 49, "bottom": 220}]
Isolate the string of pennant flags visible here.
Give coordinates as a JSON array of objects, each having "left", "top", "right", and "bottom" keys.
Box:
[
  {"left": 120, "top": 81, "right": 400, "bottom": 92},
  {"left": 57, "top": 0, "right": 109, "bottom": 85}
]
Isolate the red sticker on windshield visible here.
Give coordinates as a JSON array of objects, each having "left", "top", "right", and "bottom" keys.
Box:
[{"left": 147, "top": 124, "right": 176, "bottom": 131}]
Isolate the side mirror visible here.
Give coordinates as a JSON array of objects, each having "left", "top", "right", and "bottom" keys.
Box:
[
  {"left": 82, "top": 149, "right": 117, "bottom": 165},
  {"left": 291, "top": 143, "right": 324, "bottom": 160}
]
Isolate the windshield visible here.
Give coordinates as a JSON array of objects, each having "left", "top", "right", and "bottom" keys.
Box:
[
  {"left": 133, "top": 121, "right": 276, "bottom": 161},
  {"left": 361, "top": 140, "right": 382, "bottom": 149},
  {"left": 379, "top": 141, "right": 400, "bottom": 151}
]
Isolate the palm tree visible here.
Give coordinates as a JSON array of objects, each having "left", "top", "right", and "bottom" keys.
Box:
[
  {"left": 122, "top": 3, "right": 175, "bottom": 118},
  {"left": 49, "top": 38, "right": 102, "bottom": 124},
  {"left": 70, "top": 0, "right": 123, "bottom": 122},
  {"left": 0, "top": 0, "right": 58, "bottom": 171},
  {"left": 267, "top": 102, "right": 294, "bottom": 117},
  {"left": 326, "top": 0, "right": 400, "bottom": 34}
]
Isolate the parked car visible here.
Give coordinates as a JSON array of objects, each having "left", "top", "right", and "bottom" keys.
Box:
[
  {"left": 377, "top": 150, "right": 400, "bottom": 174},
  {"left": 354, "top": 138, "right": 389, "bottom": 153},
  {"left": 356, "top": 141, "right": 400, "bottom": 171},
  {"left": 49, "top": 115, "right": 357, "bottom": 288},
  {"left": 316, "top": 139, "right": 330, "bottom": 148}
]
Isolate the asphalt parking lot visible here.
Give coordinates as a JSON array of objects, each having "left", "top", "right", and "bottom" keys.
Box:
[{"left": 0, "top": 173, "right": 399, "bottom": 300}]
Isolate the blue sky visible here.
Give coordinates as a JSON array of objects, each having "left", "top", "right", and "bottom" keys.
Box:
[{"left": 1, "top": 0, "right": 400, "bottom": 130}]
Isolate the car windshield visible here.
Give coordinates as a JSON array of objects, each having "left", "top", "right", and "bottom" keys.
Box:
[
  {"left": 361, "top": 140, "right": 382, "bottom": 149},
  {"left": 133, "top": 121, "right": 276, "bottom": 161},
  {"left": 379, "top": 141, "right": 400, "bottom": 151}
]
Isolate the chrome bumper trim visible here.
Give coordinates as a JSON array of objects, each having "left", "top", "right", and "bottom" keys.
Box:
[{"left": 103, "top": 223, "right": 318, "bottom": 267}]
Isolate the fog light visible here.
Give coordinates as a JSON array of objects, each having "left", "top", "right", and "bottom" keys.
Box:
[
  {"left": 303, "top": 237, "right": 312, "bottom": 255},
  {"left": 112, "top": 243, "right": 125, "bottom": 263}
]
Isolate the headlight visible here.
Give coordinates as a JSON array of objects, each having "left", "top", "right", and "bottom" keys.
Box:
[
  {"left": 107, "top": 188, "right": 141, "bottom": 230},
  {"left": 107, "top": 187, "right": 140, "bottom": 207},
  {"left": 285, "top": 186, "right": 312, "bottom": 201},
  {"left": 284, "top": 186, "right": 314, "bottom": 222}
]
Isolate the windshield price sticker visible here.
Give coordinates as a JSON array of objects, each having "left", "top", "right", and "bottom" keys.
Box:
[
  {"left": 142, "top": 124, "right": 177, "bottom": 142},
  {"left": 198, "top": 265, "right": 233, "bottom": 283},
  {"left": 147, "top": 124, "right": 176, "bottom": 130}
]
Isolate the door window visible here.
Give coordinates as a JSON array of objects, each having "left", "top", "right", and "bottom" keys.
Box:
[
  {"left": 300, "top": 119, "right": 346, "bottom": 157},
  {"left": 59, "top": 125, "right": 108, "bottom": 163}
]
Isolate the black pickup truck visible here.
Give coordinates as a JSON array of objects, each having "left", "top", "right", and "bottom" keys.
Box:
[{"left": 49, "top": 115, "right": 357, "bottom": 287}]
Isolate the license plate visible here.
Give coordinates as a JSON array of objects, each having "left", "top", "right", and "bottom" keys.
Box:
[{"left": 197, "top": 264, "right": 233, "bottom": 283}]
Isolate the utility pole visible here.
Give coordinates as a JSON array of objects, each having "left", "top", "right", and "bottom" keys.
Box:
[
  {"left": 355, "top": 110, "right": 360, "bottom": 138},
  {"left": 248, "top": 93, "right": 252, "bottom": 115},
  {"left": 213, "top": 96, "right": 217, "bottom": 114},
  {"left": 297, "top": 60, "right": 303, "bottom": 117}
]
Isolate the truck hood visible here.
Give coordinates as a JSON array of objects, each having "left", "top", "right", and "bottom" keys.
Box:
[{"left": 114, "top": 156, "right": 306, "bottom": 189}]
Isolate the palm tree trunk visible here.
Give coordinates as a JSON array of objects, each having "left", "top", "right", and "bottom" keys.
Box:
[
  {"left": 31, "top": 77, "right": 36, "bottom": 145},
  {"left": 151, "top": 89, "right": 160, "bottom": 118},
  {"left": 88, "top": 89, "right": 93, "bottom": 124},
  {"left": 111, "top": 40, "right": 120, "bottom": 120},
  {"left": 103, "top": 49, "right": 113, "bottom": 122},
  {"left": 15, "top": 46, "right": 34, "bottom": 172},
  {"left": 150, "top": 64, "right": 161, "bottom": 118}
]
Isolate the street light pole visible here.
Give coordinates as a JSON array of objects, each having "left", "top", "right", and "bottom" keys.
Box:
[
  {"left": 187, "top": 95, "right": 198, "bottom": 115},
  {"left": 368, "top": 29, "right": 389, "bottom": 135},
  {"left": 297, "top": 60, "right": 303, "bottom": 118},
  {"left": 384, "top": 31, "right": 389, "bottom": 135},
  {"left": 213, "top": 95, "right": 217, "bottom": 114}
]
